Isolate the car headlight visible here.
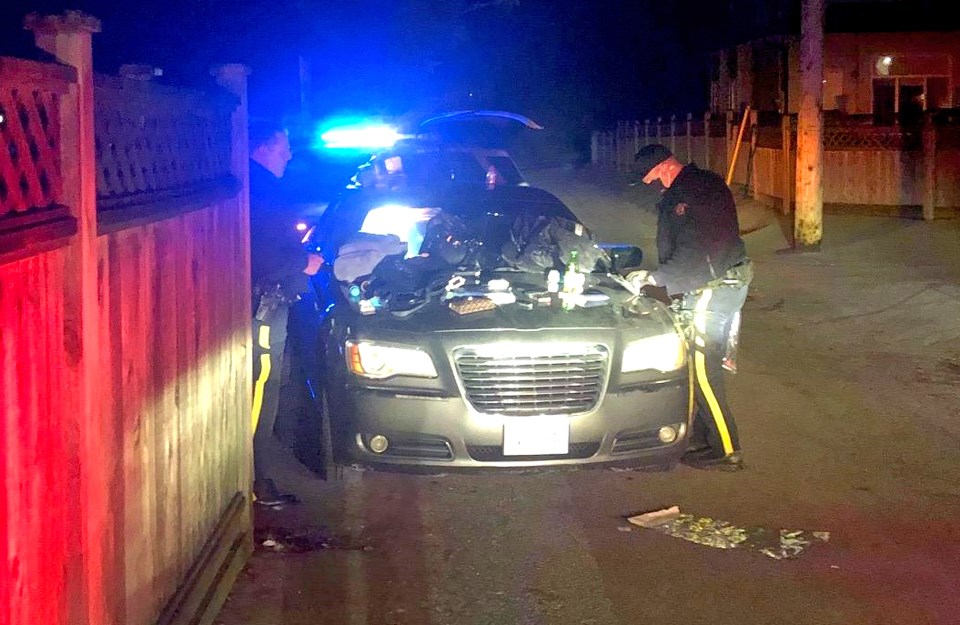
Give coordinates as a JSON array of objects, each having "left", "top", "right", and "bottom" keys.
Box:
[
  {"left": 345, "top": 340, "right": 438, "bottom": 379},
  {"left": 621, "top": 332, "right": 686, "bottom": 373}
]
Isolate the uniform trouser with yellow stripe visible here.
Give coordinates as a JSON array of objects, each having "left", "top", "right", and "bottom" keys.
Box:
[
  {"left": 251, "top": 304, "right": 289, "bottom": 488},
  {"left": 681, "top": 284, "right": 748, "bottom": 457}
]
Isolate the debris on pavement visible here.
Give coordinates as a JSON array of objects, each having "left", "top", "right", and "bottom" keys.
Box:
[
  {"left": 255, "top": 526, "right": 374, "bottom": 553},
  {"left": 626, "top": 506, "right": 829, "bottom": 560}
]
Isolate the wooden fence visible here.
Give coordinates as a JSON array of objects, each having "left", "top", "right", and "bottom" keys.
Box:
[
  {"left": 1, "top": 13, "right": 252, "bottom": 625},
  {"left": 593, "top": 111, "right": 960, "bottom": 217}
]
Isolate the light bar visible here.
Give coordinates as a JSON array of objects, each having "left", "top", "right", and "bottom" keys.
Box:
[{"left": 320, "top": 124, "right": 402, "bottom": 149}]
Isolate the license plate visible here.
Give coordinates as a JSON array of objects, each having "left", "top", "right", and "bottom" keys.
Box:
[{"left": 502, "top": 417, "right": 570, "bottom": 456}]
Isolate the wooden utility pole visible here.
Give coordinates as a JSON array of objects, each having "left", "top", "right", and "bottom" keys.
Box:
[{"left": 794, "top": 0, "right": 824, "bottom": 248}]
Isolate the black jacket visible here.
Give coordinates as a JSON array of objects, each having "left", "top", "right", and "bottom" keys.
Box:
[
  {"left": 650, "top": 164, "right": 747, "bottom": 295},
  {"left": 250, "top": 160, "right": 310, "bottom": 297}
]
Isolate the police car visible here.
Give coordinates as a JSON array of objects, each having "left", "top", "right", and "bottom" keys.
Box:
[{"left": 324, "top": 110, "right": 540, "bottom": 192}]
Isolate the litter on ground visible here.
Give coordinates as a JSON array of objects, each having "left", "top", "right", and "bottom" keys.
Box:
[{"left": 626, "top": 506, "right": 830, "bottom": 560}]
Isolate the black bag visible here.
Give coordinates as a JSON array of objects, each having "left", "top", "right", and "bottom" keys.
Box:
[{"left": 504, "top": 213, "right": 608, "bottom": 272}]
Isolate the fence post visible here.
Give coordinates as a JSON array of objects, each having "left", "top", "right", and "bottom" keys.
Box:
[
  {"left": 633, "top": 120, "right": 640, "bottom": 158},
  {"left": 749, "top": 108, "right": 759, "bottom": 198},
  {"left": 704, "top": 112, "right": 712, "bottom": 171},
  {"left": 686, "top": 113, "right": 693, "bottom": 164},
  {"left": 656, "top": 116, "right": 662, "bottom": 144},
  {"left": 644, "top": 119, "right": 650, "bottom": 148},
  {"left": 781, "top": 113, "right": 793, "bottom": 214},
  {"left": 212, "top": 62, "right": 252, "bottom": 489},
  {"left": 671, "top": 114, "right": 679, "bottom": 154},
  {"left": 921, "top": 111, "right": 937, "bottom": 220},
  {"left": 211, "top": 63, "right": 254, "bottom": 611},
  {"left": 213, "top": 65, "right": 251, "bottom": 201},
  {"left": 26, "top": 10, "right": 107, "bottom": 625}
]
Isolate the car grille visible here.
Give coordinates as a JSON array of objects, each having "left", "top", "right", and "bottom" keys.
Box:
[
  {"left": 467, "top": 442, "right": 600, "bottom": 462},
  {"left": 454, "top": 343, "right": 609, "bottom": 416}
]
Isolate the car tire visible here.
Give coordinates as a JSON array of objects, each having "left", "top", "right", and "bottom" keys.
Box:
[
  {"left": 289, "top": 375, "right": 341, "bottom": 481},
  {"left": 317, "top": 387, "right": 344, "bottom": 482}
]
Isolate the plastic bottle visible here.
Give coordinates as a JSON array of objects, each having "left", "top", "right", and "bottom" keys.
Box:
[
  {"left": 547, "top": 269, "right": 560, "bottom": 293},
  {"left": 561, "top": 251, "right": 583, "bottom": 310},
  {"left": 563, "top": 251, "right": 584, "bottom": 295}
]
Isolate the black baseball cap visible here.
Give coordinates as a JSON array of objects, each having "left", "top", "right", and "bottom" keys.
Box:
[{"left": 634, "top": 144, "right": 673, "bottom": 178}]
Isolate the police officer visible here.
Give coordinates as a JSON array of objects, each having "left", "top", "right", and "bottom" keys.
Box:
[
  {"left": 249, "top": 120, "right": 323, "bottom": 505},
  {"left": 633, "top": 144, "right": 752, "bottom": 471}
]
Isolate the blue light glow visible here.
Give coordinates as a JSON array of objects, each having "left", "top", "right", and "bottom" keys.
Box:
[{"left": 320, "top": 123, "right": 403, "bottom": 149}]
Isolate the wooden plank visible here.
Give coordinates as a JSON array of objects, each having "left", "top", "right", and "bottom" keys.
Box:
[
  {"left": 43, "top": 252, "right": 70, "bottom": 625},
  {"left": 98, "top": 233, "right": 126, "bottom": 623},
  {"left": 23, "top": 254, "right": 47, "bottom": 625},
  {"left": 176, "top": 210, "right": 200, "bottom": 567},
  {"left": 207, "top": 203, "right": 227, "bottom": 515},
  {"left": 21, "top": 256, "right": 34, "bottom": 625},
  {"left": 0, "top": 263, "right": 10, "bottom": 625},
  {"left": 120, "top": 226, "right": 159, "bottom": 625},
  {"left": 6, "top": 257, "right": 29, "bottom": 625},
  {"left": 152, "top": 219, "right": 182, "bottom": 600}
]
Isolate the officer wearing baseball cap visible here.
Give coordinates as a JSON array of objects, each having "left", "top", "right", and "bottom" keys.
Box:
[{"left": 633, "top": 144, "right": 753, "bottom": 471}]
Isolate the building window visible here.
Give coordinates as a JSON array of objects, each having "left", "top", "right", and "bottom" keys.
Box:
[{"left": 871, "top": 53, "right": 951, "bottom": 123}]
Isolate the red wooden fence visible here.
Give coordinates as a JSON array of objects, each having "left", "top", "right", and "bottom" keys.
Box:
[{"left": 1, "top": 13, "right": 252, "bottom": 625}]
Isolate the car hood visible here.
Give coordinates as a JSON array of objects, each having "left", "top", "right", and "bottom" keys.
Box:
[{"left": 347, "top": 276, "right": 677, "bottom": 337}]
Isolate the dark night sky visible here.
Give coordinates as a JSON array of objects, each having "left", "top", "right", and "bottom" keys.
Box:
[{"left": 2, "top": 0, "right": 957, "bottom": 129}]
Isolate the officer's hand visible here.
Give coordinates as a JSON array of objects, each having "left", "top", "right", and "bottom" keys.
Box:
[
  {"left": 626, "top": 269, "right": 656, "bottom": 292},
  {"left": 640, "top": 284, "right": 671, "bottom": 305},
  {"left": 303, "top": 253, "right": 324, "bottom": 276}
]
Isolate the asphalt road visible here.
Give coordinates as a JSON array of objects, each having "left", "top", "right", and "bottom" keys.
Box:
[{"left": 216, "top": 170, "right": 960, "bottom": 625}]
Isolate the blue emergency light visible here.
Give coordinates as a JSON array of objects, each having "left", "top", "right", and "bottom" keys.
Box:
[{"left": 319, "top": 123, "right": 403, "bottom": 149}]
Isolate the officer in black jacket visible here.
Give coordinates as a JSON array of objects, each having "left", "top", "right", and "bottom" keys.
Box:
[
  {"left": 633, "top": 144, "right": 752, "bottom": 471},
  {"left": 249, "top": 120, "right": 323, "bottom": 505}
]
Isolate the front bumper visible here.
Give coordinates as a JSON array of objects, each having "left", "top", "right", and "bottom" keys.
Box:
[{"left": 338, "top": 376, "right": 690, "bottom": 470}]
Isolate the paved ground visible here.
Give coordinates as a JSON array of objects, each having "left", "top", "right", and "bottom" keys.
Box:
[{"left": 215, "top": 167, "right": 960, "bottom": 625}]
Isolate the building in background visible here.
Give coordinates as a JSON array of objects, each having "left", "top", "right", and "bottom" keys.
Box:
[
  {"left": 708, "top": 1, "right": 960, "bottom": 122},
  {"left": 710, "top": 31, "right": 960, "bottom": 121}
]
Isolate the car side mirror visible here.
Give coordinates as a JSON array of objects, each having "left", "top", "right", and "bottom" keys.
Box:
[{"left": 597, "top": 243, "right": 643, "bottom": 274}]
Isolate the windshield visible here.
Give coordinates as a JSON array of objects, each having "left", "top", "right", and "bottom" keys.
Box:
[{"left": 486, "top": 155, "right": 524, "bottom": 185}]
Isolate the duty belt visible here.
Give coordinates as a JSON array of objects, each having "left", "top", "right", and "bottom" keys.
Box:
[
  {"left": 253, "top": 282, "right": 300, "bottom": 322},
  {"left": 708, "top": 259, "right": 753, "bottom": 289}
]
